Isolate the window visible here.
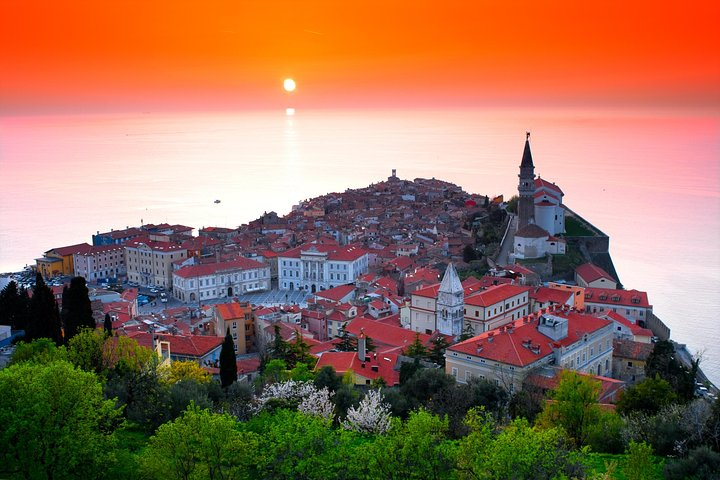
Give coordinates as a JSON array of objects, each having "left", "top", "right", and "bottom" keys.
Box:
[
  {"left": 232, "top": 321, "right": 237, "bottom": 329},
  {"left": 451, "top": 367, "right": 458, "bottom": 378}
]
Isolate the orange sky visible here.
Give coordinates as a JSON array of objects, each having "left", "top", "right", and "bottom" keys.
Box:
[{"left": 2, "top": 1, "right": 719, "bottom": 113}]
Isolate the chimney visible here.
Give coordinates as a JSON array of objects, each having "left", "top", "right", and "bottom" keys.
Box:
[{"left": 358, "top": 329, "right": 366, "bottom": 362}]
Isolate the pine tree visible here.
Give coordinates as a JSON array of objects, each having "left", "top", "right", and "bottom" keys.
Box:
[
  {"left": 428, "top": 335, "right": 450, "bottom": 366},
  {"left": 219, "top": 328, "right": 237, "bottom": 388},
  {"left": 404, "top": 332, "right": 428, "bottom": 359},
  {"left": 458, "top": 322, "right": 476, "bottom": 342},
  {"left": 269, "top": 324, "right": 289, "bottom": 360},
  {"left": 27, "top": 273, "right": 63, "bottom": 345},
  {"left": 336, "top": 325, "right": 357, "bottom": 352},
  {"left": 0, "top": 280, "right": 29, "bottom": 330},
  {"left": 62, "top": 276, "right": 95, "bottom": 343},
  {"left": 104, "top": 313, "right": 113, "bottom": 337}
]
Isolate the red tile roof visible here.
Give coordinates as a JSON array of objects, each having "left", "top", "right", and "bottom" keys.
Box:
[
  {"left": 279, "top": 243, "right": 368, "bottom": 262},
  {"left": 314, "top": 351, "right": 401, "bottom": 386},
  {"left": 515, "top": 223, "right": 550, "bottom": 239},
  {"left": 174, "top": 257, "right": 266, "bottom": 278},
  {"left": 576, "top": 263, "right": 616, "bottom": 283},
  {"left": 601, "top": 311, "right": 654, "bottom": 337},
  {"left": 449, "top": 311, "right": 611, "bottom": 367},
  {"left": 584, "top": 287, "right": 651, "bottom": 308},
  {"left": 345, "top": 317, "right": 431, "bottom": 352},
  {"left": 530, "top": 287, "right": 574, "bottom": 305},
  {"left": 128, "top": 331, "right": 224, "bottom": 357},
  {"left": 534, "top": 178, "right": 564, "bottom": 196},
  {"left": 612, "top": 339, "right": 654, "bottom": 360},
  {"left": 464, "top": 284, "right": 530, "bottom": 307},
  {"left": 47, "top": 243, "right": 94, "bottom": 256},
  {"left": 126, "top": 236, "right": 186, "bottom": 252},
  {"left": 314, "top": 284, "right": 356, "bottom": 303},
  {"left": 215, "top": 302, "right": 252, "bottom": 320}
]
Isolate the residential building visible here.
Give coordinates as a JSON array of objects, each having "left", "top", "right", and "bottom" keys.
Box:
[
  {"left": 172, "top": 257, "right": 270, "bottom": 303},
  {"left": 445, "top": 308, "right": 614, "bottom": 393},
  {"left": 575, "top": 263, "right": 618, "bottom": 289},
  {"left": 583, "top": 287, "right": 652, "bottom": 323},
  {"left": 278, "top": 243, "right": 369, "bottom": 292},
  {"left": 73, "top": 244, "right": 126, "bottom": 281},
  {"left": 127, "top": 331, "right": 224, "bottom": 366},
  {"left": 529, "top": 286, "right": 574, "bottom": 314},
  {"left": 36, "top": 243, "right": 93, "bottom": 278},
  {"left": 463, "top": 284, "right": 531, "bottom": 334},
  {"left": 612, "top": 338, "right": 654, "bottom": 384},
  {"left": 125, "top": 237, "right": 187, "bottom": 289},
  {"left": 214, "top": 302, "right": 255, "bottom": 354}
]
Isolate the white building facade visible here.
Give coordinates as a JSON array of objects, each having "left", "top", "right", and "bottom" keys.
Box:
[
  {"left": 172, "top": 258, "right": 271, "bottom": 303},
  {"left": 278, "top": 244, "right": 369, "bottom": 293},
  {"left": 125, "top": 238, "right": 187, "bottom": 289},
  {"left": 73, "top": 245, "right": 126, "bottom": 281}
]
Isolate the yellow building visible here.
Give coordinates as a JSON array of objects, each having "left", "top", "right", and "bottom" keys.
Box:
[
  {"left": 36, "top": 243, "right": 93, "bottom": 278},
  {"left": 214, "top": 302, "right": 255, "bottom": 355},
  {"left": 547, "top": 282, "right": 585, "bottom": 311}
]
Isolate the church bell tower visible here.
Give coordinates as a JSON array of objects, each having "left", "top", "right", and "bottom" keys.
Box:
[
  {"left": 518, "top": 132, "right": 536, "bottom": 229},
  {"left": 436, "top": 263, "right": 464, "bottom": 336}
]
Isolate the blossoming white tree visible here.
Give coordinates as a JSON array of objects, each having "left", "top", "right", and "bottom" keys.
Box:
[
  {"left": 298, "top": 387, "right": 335, "bottom": 420},
  {"left": 253, "top": 380, "right": 335, "bottom": 421},
  {"left": 342, "top": 389, "right": 392, "bottom": 435}
]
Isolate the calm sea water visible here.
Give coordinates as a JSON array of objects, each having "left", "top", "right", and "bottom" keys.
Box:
[{"left": 1, "top": 107, "right": 719, "bottom": 383}]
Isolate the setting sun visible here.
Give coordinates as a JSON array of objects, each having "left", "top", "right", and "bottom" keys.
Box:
[{"left": 283, "top": 78, "right": 296, "bottom": 92}]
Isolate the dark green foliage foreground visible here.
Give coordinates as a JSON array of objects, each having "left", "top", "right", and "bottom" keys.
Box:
[{"left": 3, "top": 338, "right": 719, "bottom": 480}]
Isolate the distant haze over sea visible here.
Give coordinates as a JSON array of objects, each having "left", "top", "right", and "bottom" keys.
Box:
[{"left": 1, "top": 107, "right": 718, "bottom": 384}]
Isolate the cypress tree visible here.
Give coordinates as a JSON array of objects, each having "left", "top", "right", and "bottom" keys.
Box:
[
  {"left": 27, "top": 273, "right": 63, "bottom": 345},
  {"left": 62, "top": 276, "right": 95, "bottom": 343},
  {"left": 0, "top": 280, "right": 29, "bottom": 331},
  {"left": 219, "top": 328, "right": 237, "bottom": 388},
  {"left": 104, "top": 313, "right": 113, "bottom": 337}
]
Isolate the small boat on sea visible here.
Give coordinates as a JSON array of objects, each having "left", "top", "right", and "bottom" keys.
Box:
[{"left": 214, "top": 199, "right": 221, "bottom": 204}]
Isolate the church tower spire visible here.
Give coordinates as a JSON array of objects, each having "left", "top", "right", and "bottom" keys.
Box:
[
  {"left": 436, "top": 262, "right": 464, "bottom": 336},
  {"left": 518, "top": 132, "right": 536, "bottom": 228}
]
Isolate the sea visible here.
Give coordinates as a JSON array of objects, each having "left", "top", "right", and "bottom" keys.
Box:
[{"left": 1, "top": 107, "right": 718, "bottom": 384}]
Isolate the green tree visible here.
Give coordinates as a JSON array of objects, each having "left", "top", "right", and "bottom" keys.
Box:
[
  {"left": 61, "top": 276, "right": 95, "bottom": 343},
  {"left": 244, "top": 409, "right": 349, "bottom": 479},
  {"left": 269, "top": 324, "right": 290, "bottom": 360},
  {"left": 0, "top": 360, "right": 122, "bottom": 480},
  {"left": 286, "top": 330, "right": 316, "bottom": 369},
  {"left": 101, "top": 335, "right": 155, "bottom": 371},
  {"left": 219, "top": 327, "right": 237, "bottom": 388},
  {"left": 458, "top": 322, "right": 476, "bottom": 342},
  {"left": 536, "top": 370, "right": 603, "bottom": 447},
  {"left": 335, "top": 324, "right": 357, "bottom": 352},
  {"left": 26, "top": 273, "right": 63, "bottom": 345},
  {"left": 67, "top": 327, "right": 106, "bottom": 375},
  {"left": 10, "top": 337, "right": 67, "bottom": 365},
  {"left": 624, "top": 441, "right": 656, "bottom": 480},
  {"left": 616, "top": 375, "right": 678, "bottom": 416},
  {"left": 161, "top": 360, "right": 212, "bottom": 385},
  {"left": 263, "top": 359, "right": 289, "bottom": 383},
  {"left": 314, "top": 365, "right": 342, "bottom": 392},
  {"left": 0, "top": 280, "right": 29, "bottom": 331},
  {"left": 404, "top": 332, "right": 428, "bottom": 359},
  {"left": 141, "top": 404, "right": 258, "bottom": 480},
  {"left": 105, "top": 361, "right": 171, "bottom": 432},
  {"left": 428, "top": 335, "right": 450, "bottom": 366},
  {"left": 104, "top": 312, "right": 113, "bottom": 337},
  {"left": 401, "top": 367, "right": 456, "bottom": 411},
  {"left": 365, "top": 409, "right": 457, "bottom": 480},
  {"left": 645, "top": 340, "right": 696, "bottom": 401}
]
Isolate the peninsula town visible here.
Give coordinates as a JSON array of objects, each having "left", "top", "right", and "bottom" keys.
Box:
[{"left": 1, "top": 136, "right": 718, "bottom": 479}]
